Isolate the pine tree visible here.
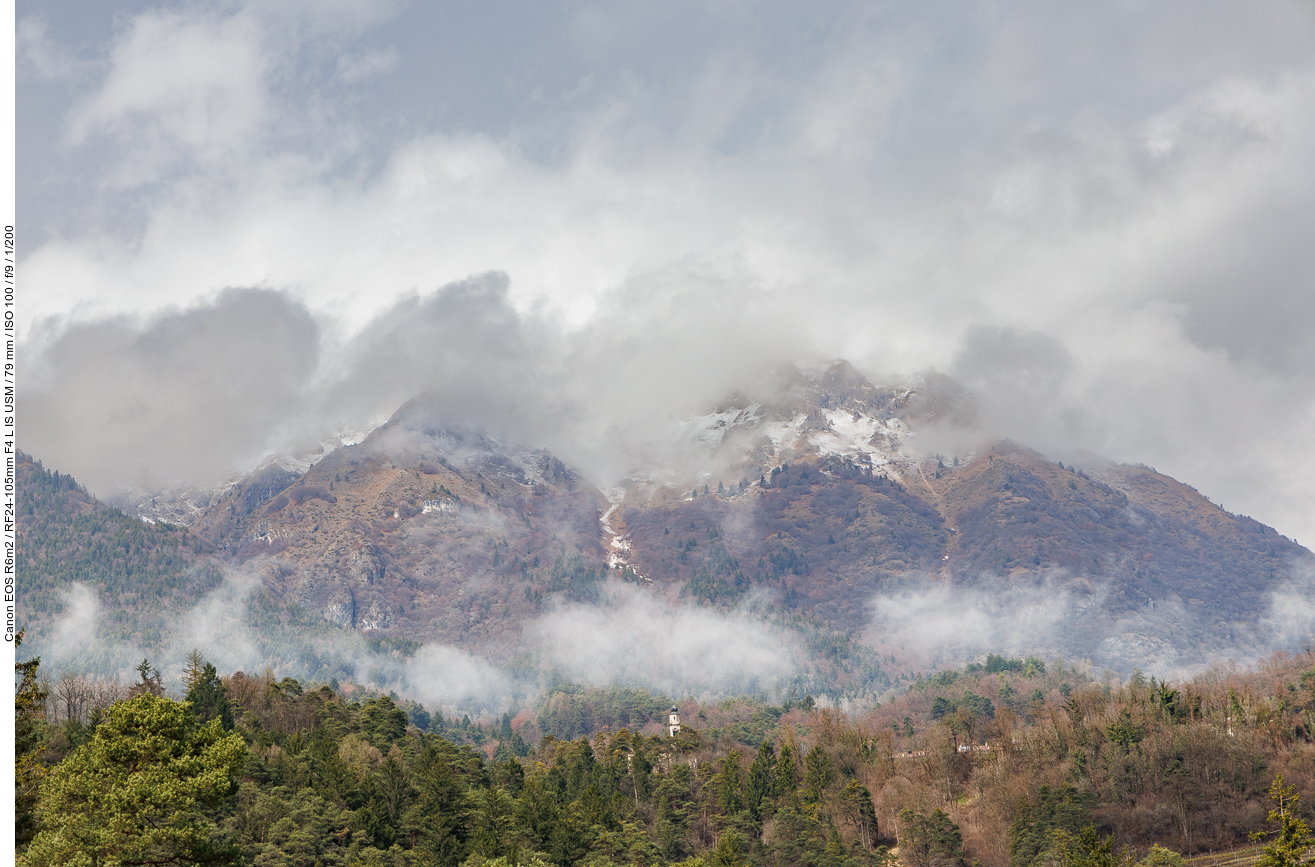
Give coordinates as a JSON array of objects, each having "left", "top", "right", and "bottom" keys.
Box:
[
  {"left": 776, "top": 741, "right": 799, "bottom": 797},
  {"left": 129, "top": 658, "right": 164, "bottom": 698},
  {"left": 22, "top": 694, "right": 246, "bottom": 866},
  {"left": 185, "top": 662, "right": 234, "bottom": 730},
  {"left": 711, "top": 829, "right": 746, "bottom": 866},
  {"left": 900, "top": 808, "right": 966, "bottom": 867},
  {"left": 803, "top": 745, "right": 834, "bottom": 804},
  {"left": 746, "top": 740, "right": 777, "bottom": 820},
  {"left": 1250, "top": 775, "right": 1314, "bottom": 867},
  {"left": 15, "top": 631, "right": 49, "bottom": 852},
  {"left": 715, "top": 751, "right": 743, "bottom": 819}
]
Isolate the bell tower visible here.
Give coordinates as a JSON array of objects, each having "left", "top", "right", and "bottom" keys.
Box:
[{"left": 667, "top": 705, "right": 681, "bottom": 737}]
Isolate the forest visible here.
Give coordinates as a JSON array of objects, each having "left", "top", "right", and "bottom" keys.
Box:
[{"left": 15, "top": 638, "right": 1315, "bottom": 867}]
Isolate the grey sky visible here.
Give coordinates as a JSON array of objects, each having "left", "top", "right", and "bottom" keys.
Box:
[{"left": 17, "top": 1, "right": 1315, "bottom": 545}]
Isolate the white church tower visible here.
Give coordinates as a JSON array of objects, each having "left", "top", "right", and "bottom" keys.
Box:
[{"left": 668, "top": 705, "right": 681, "bottom": 737}]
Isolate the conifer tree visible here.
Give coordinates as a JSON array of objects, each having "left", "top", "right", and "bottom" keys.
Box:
[
  {"left": 803, "top": 745, "right": 834, "bottom": 804},
  {"left": 22, "top": 694, "right": 245, "bottom": 867},
  {"left": 15, "top": 632, "right": 48, "bottom": 853},
  {"left": 711, "top": 828, "right": 746, "bottom": 866},
  {"left": 715, "top": 751, "right": 743, "bottom": 819},
  {"left": 746, "top": 740, "right": 777, "bottom": 821},
  {"left": 185, "top": 661, "right": 233, "bottom": 730},
  {"left": 129, "top": 658, "right": 164, "bottom": 698},
  {"left": 1251, "top": 775, "right": 1314, "bottom": 867},
  {"left": 776, "top": 741, "right": 799, "bottom": 798}
]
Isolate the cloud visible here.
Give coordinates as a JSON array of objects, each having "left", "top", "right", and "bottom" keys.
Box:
[
  {"left": 167, "top": 568, "right": 265, "bottom": 677},
  {"left": 401, "top": 644, "right": 515, "bottom": 710},
  {"left": 950, "top": 326, "right": 1077, "bottom": 448},
  {"left": 37, "top": 583, "right": 149, "bottom": 682},
  {"left": 27, "top": 563, "right": 519, "bottom": 710},
  {"left": 17, "top": 0, "right": 1315, "bottom": 551},
  {"left": 325, "top": 272, "right": 552, "bottom": 435},
  {"left": 869, "top": 561, "right": 1315, "bottom": 678},
  {"left": 1264, "top": 561, "right": 1315, "bottom": 652},
  {"left": 868, "top": 574, "right": 1084, "bottom": 669},
  {"left": 531, "top": 584, "right": 803, "bottom": 694},
  {"left": 48, "top": 583, "right": 104, "bottom": 665},
  {"left": 21, "top": 288, "right": 320, "bottom": 494},
  {"left": 18, "top": 17, "right": 87, "bottom": 81},
  {"left": 65, "top": 6, "right": 270, "bottom": 178}
]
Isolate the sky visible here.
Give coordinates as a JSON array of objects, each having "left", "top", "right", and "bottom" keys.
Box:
[{"left": 16, "top": 0, "right": 1315, "bottom": 547}]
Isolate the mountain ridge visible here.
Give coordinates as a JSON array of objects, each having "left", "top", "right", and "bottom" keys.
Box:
[{"left": 16, "top": 361, "right": 1313, "bottom": 686}]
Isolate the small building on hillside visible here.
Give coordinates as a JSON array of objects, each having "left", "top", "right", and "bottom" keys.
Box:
[{"left": 668, "top": 706, "right": 681, "bottom": 737}]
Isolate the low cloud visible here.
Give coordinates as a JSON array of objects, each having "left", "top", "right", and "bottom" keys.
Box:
[
  {"left": 1263, "top": 561, "right": 1315, "bottom": 652},
  {"left": 868, "top": 573, "right": 1085, "bottom": 670},
  {"left": 47, "top": 583, "right": 106, "bottom": 665},
  {"left": 166, "top": 568, "right": 265, "bottom": 678},
  {"left": 35, "top": 583, "right": 151, "bottom": 683},
  {"left": 869, "top": 564, "right": 1315, "bottom": 679},
  {"left": 400, "top": 645, "right": 516, "bottom": 710},
  {"left": 532, "top": 583, "right": 803, "bottom": 695},
  {"left": 27, "top": 565, "right": 521, "bottom": 712}
]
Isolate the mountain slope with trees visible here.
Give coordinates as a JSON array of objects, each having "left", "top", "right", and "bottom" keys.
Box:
[{"left": 15, "top": 451, "right": 225, "bottom": 647}]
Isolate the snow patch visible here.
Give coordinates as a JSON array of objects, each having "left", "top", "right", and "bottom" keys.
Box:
[
  {"left": 599, "top": 502, "right": 644, "bottom": 577},
  {"left": 421, "top": 499, "right": 458, "bottom": 515},
  {"left": 806, "top": 409, "right": 911, "bottom": 466},
  {"left": 678, "top": 404, "right": 763, "bottom": 449}
]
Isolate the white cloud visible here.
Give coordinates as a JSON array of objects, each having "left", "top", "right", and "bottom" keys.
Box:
[
  {"left": 401, "top": 644, "right": 514, "bottom": 709},
  {"left": 168, "top": 568, "right": 265, "bottom": 677},
  {"left": 18, "top": 17, "right": 87, "bottom": 81},
  {"left": 49, "top": 583, "right": 103, "bottom": 663},
  {"left": 1265, "top": 561, "right": 1315, "bottom": 651},
  {"left": 66, "top": 7, "right": 270, "bottom": 176},
  {"left": 868, "top": 575, "right": 1082, "bottom": 669},
  {"left": 531, "top": 584, "right": 802, "bottom": 694}
]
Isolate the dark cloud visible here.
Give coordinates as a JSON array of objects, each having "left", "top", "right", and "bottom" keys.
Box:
[
  {"left": 1171, "top": 198, "right": 1315, "bottom": 376},
  {"left": 949, "top": 325, "right": 1079, "bottom": 447},
  {"left": 22, "top": 288, "right": 319, "bottom": 493},
  {"left": 324, "top": 271, "right": 551, "bottom": 433}
]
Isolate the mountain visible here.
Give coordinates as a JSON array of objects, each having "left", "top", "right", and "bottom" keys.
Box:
[
  {"left": 189, "top": 396, "right": 608, "bottom": 656},
  {"left": 16, "top": 362, "right": 1311, "bottom": 687},
  {"left": 605, "top": 361, "right": 1306, "bottom": 671}
]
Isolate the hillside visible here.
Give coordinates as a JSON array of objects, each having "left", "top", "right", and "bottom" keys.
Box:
[{"left": 14, "top": 451, "right": 225, "bottom": 648}]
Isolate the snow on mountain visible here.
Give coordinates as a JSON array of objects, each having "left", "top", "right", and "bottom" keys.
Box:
[{"left": 667, "top": 368, "right": 951, "bottom": 491}]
